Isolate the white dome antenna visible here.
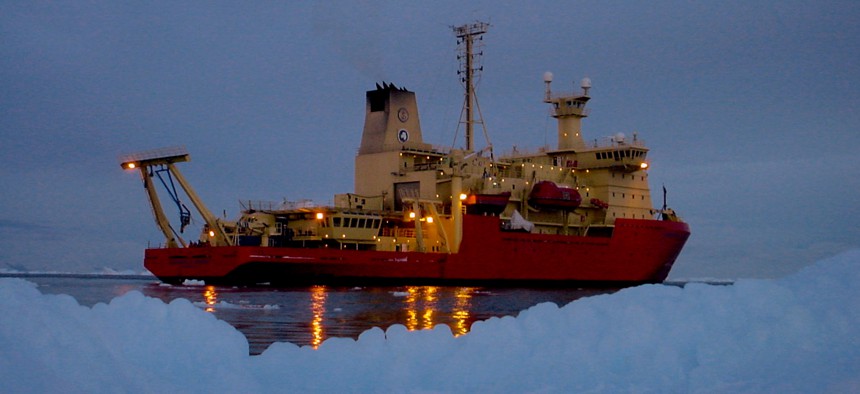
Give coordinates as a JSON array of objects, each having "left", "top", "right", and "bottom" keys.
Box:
[
  {"left": 581, "top": 77, "right": 592, "bottom": 96},
  {"left": 543, "top": 71, "right": 554, "bottom": 83}
]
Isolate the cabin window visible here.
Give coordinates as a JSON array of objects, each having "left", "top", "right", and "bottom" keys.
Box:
[
  {"left": 595, "top": 153, "right": 601, "bottom": 160},
  {"left": 333, "top": 217, "right": 341, "bottom": 227},
  {"left": 358, "top": 218, "right": 366, "bottom": 228}
]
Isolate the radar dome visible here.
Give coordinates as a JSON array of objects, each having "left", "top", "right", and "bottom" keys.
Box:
[
  {"left": 543, "top": 72, "right": 554, "bottom": 82},
  {"left": 581, "top": 77, "right": 592, "bottom": 89}
]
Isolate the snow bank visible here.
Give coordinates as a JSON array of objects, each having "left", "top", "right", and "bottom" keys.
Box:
[{"left": 2, "top": 251, "right": 859, "bottom": 393}]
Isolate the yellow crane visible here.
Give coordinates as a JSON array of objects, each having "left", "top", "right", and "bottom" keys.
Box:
[{"left": 119, "top": 146, "right": 231, "bottom": 247}]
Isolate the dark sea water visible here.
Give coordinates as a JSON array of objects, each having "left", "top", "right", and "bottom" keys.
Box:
[{"left": 6, "top": 274, "right": 615, "bottom": 355}]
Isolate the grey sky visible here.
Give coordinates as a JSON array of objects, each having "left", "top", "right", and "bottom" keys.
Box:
[{"left": 2, "top": 1, "right": 858, "bottom": 278}]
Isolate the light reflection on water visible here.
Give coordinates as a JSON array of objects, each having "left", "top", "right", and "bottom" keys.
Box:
[
  {"left": 18, "top": 276, "right": 615, "bottom": 355},
  {"left": 203, "top": 286, "right": 217, "bottom": 312},
  {"left": 310, "top": 285, "right": 326, "bottom": 348}
]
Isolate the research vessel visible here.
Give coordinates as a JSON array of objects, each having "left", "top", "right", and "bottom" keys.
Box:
[{"left": 121, "top": 22, "right": 689, "bottom": 285}]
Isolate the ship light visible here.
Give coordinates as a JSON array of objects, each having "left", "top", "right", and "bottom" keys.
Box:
[
  {"left": 640, "top": 162, "right": 649, "bottom": 169},
  {"left": 409, "top": 211, "right": 416, "bottom": 219},
  {"left": 316, "top": 212, "right": 324, "bottom": 220},
  {"left": 208, "top": 230, "right": 215, "bottom": 237},
  {"left": 459, "top": 193, "right": 467, "bottom": 201},
  {"left": 125, "top": 162, "right": 136, "bottom": 169},
  {"left": 426, "top": 217, "right": 434, "bottom": 223}
]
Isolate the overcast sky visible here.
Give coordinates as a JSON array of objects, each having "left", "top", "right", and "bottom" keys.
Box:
[{"left": 1, "top": 1, "right": 858, "bottom": 278}]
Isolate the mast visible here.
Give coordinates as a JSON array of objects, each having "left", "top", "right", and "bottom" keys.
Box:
[{"left": 453, "top": 21, "right": 489, "bottom": 152}]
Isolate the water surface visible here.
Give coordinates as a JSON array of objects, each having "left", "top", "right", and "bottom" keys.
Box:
[{"left": 10, "top": 274, "right": 614, "bottom": 354}]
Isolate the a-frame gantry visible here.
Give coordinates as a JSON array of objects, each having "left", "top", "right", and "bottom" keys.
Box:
[{"left": 119, "top": 146, "right": 231, "bottom": 248}]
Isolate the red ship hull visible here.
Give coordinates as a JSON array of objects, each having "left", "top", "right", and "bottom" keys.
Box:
[{"left": 145, "top": 215, "right": 690, "bottom": 286}]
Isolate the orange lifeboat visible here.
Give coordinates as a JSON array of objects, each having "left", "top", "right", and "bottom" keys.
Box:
[
  {"left": 465, "top": 191, "right": 511, "bottom": 215},
  {"left": 528, "top": 181, "right": 582, "bottom": 210}
]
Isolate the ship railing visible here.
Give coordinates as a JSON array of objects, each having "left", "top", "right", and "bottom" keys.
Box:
[
  {"left": 431, "top": 144, "right": 452, "bottom": 155},
  {"left": 239, "top": 199, "right": 329, "bottom": 212},
  {"left": 545, "top": 90, "right": 588, "bottom": 101},
  {"left": 240, "top": 200, "right": 280, "bottom": 211},
  {"left": 589, "top": 135, "right": 647, "bottom": 149},
  {"left": 411, "top": 162, "right": 441, "bottom": 171},
  {"left": 499, "top": 146, "right": 551, "bottom": 159},
  {"left": 498, "top": 137, "right": 646, "bottom": 160},
  {"left": 279, "top": 199, "right": 325, "bottom": 210},
  {"left": 547, "top": 106, "right": 591, "bottom": 118},
  {"left": 380, "top": 228, "right": 428, "bottom": 239}
]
